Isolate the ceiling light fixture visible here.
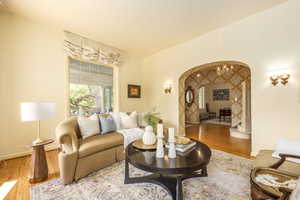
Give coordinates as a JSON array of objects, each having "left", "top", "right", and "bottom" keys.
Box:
[{"left": 216, "top": 65, "right": 234, "bottom": 76}]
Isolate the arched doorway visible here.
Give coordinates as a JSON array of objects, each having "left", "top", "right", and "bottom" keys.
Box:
[{"left": 178, "top": 61, "right": 251, "bottom": 157}]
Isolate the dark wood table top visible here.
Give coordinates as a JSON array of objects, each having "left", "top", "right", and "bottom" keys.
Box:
[{"left": 126, "top": 140, "right": 211, "bottom": 175}]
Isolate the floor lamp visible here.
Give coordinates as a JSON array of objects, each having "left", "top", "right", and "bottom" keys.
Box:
[{"left": 20, "top": 102, "right": 55, "bottom": 144}]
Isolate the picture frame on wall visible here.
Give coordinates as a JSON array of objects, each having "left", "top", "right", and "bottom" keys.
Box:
[
  {"left": 213, "top": 89, "right": 230, "bottom": 101},
  {"left": 128, "top": 84, "right": 141, "bottom": 98}
]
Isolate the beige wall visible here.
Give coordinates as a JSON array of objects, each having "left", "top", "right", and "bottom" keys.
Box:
[
  {"left": 0, "top": 11, "right": 144, "bottom": 159},
  {"left": 143, "top": 0, "right": 300, "bottom": 155}
]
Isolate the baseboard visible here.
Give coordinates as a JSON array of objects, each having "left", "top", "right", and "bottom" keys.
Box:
[
  {"left": 251, "top": 151, "right": 258, "bottom": 157},
  {"left": 0, "top": 143, "right": 59, "bottom": 161}
]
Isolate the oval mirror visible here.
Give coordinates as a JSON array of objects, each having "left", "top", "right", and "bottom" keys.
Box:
[{"left": 185, "top": 86, "right": 194, "bottom": 106}]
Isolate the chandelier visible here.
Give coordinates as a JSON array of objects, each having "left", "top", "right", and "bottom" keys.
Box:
[{"left": 216, "top": 65, "right": 234, "bottom": 76}]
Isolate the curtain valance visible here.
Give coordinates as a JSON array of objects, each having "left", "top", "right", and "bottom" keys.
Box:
[{"left": 64, "top": 31, "right": 123, "bottom": 66}]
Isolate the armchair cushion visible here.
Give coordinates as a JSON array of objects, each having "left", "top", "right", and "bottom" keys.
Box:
[
  {"left": 253, "top": 150, "right": 300, "bottom": 176},
  {"left": 78, "top": 132, "right": 123, "bottom": 158}
]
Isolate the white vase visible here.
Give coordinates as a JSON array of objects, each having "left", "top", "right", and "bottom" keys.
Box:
[{"left": 143, "top": 126, "right": 157, "bottom": 145}]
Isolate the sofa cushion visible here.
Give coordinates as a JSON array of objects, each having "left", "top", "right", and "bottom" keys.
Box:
[
  {"left": 253, "top": 150, "right": 300, "bottom": 176},
  {"left": 99, "top": 115, "right": 116, "bottom": 134},
  {"left": 78, "top": 133, "right": 123, "bottom": 158}
]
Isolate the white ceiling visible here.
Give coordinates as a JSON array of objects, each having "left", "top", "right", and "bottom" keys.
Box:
[{"left": 2, "top": 0, "right": 285, "bottom": 56}]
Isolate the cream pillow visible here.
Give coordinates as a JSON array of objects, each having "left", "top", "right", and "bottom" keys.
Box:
[
  {"left": 110, "top": 112, "right": 121, "bottom": 130},
  {"left": 120, "top": 112, "right": 138, "bottom": 129},
  {"left": 77, "top": 114, "right": 100, "bottom": 139}
]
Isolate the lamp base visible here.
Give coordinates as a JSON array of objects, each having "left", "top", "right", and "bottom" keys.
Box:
[{"left": 33, "top": 138, "right": 43, "bottom": 145}]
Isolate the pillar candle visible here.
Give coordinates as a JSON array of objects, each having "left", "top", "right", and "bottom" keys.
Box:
[
  {"left": 168, "top": 128, "right": 175, "bottom": 142},
  {"left": 157, "top": 123, "right": 163, "bottom": 137}
]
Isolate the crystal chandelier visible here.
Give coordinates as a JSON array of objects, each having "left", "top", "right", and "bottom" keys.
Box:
[{"left": 216, "top": 65, "right": 234, "bottom": 76}]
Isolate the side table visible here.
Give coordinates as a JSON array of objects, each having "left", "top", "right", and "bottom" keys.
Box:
[{"left": 27, "top": 139, "right": 54, "bottom": 183}]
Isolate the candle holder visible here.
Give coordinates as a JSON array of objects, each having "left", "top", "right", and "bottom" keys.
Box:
[
  {"left": 156, "top": 135, "right": 164, "bottom": 158},
  {"left": 168, "top": 128, "right": 176, "bottom": 159}
]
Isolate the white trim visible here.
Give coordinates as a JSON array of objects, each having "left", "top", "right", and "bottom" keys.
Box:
[{"left": 0, "top": 143, "right": 59, "bottom": 161}]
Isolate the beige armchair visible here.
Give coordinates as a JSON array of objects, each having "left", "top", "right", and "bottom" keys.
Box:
[{"left": 55, "top": 117, "right": 125, "bottom": 184}]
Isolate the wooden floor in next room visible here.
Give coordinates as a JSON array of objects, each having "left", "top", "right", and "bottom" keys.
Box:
[{"left": 186, "top": 123, "right": 251, "bottom": 158}]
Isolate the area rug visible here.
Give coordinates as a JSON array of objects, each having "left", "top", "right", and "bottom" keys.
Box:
[
  {"left": 202, "top": 119, "right": 231, "bottom": 126},
  {"left": 31, "top": 149, "right": 251, "bottom": 200}
]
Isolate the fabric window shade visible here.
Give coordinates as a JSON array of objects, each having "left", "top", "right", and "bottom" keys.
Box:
[
  {"left": 69, "top": 58, "right": 113, "bottom": 87},
  {"left": 199, "top": 87, "right": 205, "bottom": 109}
]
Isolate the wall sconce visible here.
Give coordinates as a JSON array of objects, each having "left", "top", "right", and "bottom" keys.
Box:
[
  {"left": 280, "top": 74, "right": 290, "bottom": 85},
  {"left": 270, "top": 74, "right": 290, "bottom": 86},
  {"left": 164, "top": 83, "right": 172, "bottom": 94}
]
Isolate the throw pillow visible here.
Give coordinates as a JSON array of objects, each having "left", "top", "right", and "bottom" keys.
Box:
[
  {"left": 120, "top": 111, "right": 138, "bottom": 129},
  {"left": 99, "top": 115, "right": 117, "bottom": 134},
  {"left": 290, "top": 177, "right": 300, "bottom": 200},
  {"left": 110, "top": 112, "right": 121, "bottom": 130},
  {"left": 77, "top": 114, "right": 100, "bottom": 139}
]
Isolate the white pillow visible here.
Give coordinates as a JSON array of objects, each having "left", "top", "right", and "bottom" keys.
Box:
[
  {"left": 272, "top": 139, "right": 300, "bottom": 164},
  {"left": 110, "top": 112, "right": 121, "bottom": 130},
  {"left": 77, "top": 114, "right": 100, "bottom": 139},
  {"left": 120, "top": 112, "right": 138, "bottom": 129}
]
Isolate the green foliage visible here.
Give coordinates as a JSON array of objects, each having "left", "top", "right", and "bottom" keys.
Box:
[
  {"left": 69, "top": 84, "right": 95, "bottom": 115},
  {"left": 142, "top": 110, "right": 161, "bottom": 132}
]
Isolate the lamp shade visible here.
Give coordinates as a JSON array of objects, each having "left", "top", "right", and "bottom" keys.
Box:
[{"left": 20, "top": 102, "right": 55, "bottom": 122}]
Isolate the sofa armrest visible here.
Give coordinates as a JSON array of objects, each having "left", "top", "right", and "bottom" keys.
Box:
[
  {"left": 270, "top": 153, "right": 300, "bottom": 169},
  {"left": 55, "top": 122, "right": 79, "bottom": 153}
]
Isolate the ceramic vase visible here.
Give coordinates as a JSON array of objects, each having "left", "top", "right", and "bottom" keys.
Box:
[{"left": 143, "top": 126, "right": 156, "bottom": 145}]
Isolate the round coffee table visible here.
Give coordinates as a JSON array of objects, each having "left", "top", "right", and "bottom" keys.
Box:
[{"left": 125, "top": 140, "right": 211, "bottom": 200}]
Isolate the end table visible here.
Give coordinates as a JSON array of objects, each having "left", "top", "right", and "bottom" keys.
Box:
[{"left": 27, "top": 139, "right": 54, "bottom": 183}]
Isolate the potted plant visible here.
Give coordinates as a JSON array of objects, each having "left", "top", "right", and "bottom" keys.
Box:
[{"left": 142, "top": 110, "right": 161, "bottom": 132}]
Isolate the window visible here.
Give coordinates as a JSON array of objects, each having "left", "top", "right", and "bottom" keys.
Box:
[
  {"left": 199, "top": 87, "right": 205, "bottom": 109},
  {"left": 69, "top": 58, "right": 113, "bottom": 115}
]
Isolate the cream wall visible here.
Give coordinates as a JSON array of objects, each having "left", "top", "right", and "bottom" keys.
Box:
[
  {"left": 0, "top": 11, "right": 144, "bottom": 159},
  {"left": 143, "top": 0, "right": 300, "bottom": 155}
]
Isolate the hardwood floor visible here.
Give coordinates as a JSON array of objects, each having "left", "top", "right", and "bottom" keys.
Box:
[
  {"left": 186, "top": 123, "right": 251, "bottom": 158},
  {"left": 0, "top": 150, "right": 59, "bottom": 200}
]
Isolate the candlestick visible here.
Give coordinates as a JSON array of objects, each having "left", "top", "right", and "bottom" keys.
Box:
[
  {"left": 168, "top": 128, "right": 176, "bottom": 158},
  {"left": 157, "top": 123, "right": 164, "bottom": 137},
  {"left": 156, "top": 135, "right": 164, "bottom": 158},
  {"left": 168, "top": 128, "right": 175, "bottom": 143}
]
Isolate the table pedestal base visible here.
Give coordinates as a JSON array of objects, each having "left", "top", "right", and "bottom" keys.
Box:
[{"left": 125, "top": 159, "right": 208, "bottom": 200}]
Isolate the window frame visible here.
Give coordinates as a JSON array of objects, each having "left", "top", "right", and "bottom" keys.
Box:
[{"left": 65, "top": 56, "right": 119, "bottom": 117}]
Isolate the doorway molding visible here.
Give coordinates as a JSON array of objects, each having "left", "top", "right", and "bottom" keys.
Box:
[{"left": 178, "top": 60, "right": 251, "bottom": 135}]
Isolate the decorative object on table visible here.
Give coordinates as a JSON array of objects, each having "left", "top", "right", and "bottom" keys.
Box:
[
  {"left": 27, "top": 139, "right": 54, "bottom": 183},
  {"left": 124, "top": 140, "right": 211, "bottom": 200},
  {"left": 165, "top": 136, "right": 196, "bottom": 153},
  {"left": 156, "top": 123, "right": 164, "bottom": 158},
  {"left": 213, "top": 88, "right": 230, "bottom": 101},
  {"left": 168, "top": 128, "right": 176, "bottom": 159},
  {"left": 185, "top": 86, "right": 194, "bottom": 106},
  {"left": 142, "top": 109, "right": 161, "bottom": 131},
  {"left": 20, "top": 102, "right": 56, "bottom": 144},
  {"left": 132, "top": 139, "right": 156, "bottom": 150},
  {"left": 142, "top": 126, "right": 156, "bottom": 145},
  {"left": 128, "top": 84, "right": 141, "bottom": 98}
]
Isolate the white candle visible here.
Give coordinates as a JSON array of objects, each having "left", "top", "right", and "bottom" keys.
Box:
[
  {"left": 168, "top": 128, "right": 175, "bottom": 141},
  {"left": 157, "top": 123, "right": 163, "bottom": 137}
]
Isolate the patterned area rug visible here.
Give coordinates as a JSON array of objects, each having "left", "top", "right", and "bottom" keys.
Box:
[
  {"left": 202, "top": 119, "right": 231, "bottom": 126},
  {"left": 31, "top": 149, "right": 251, "bottom": 200}
]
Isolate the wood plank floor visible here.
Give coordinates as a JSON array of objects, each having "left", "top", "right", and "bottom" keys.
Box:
[
  {"left": 186, "top": 123, "right": 251, "bottom": 158},
  {"left": 0, "top": 150, "right": 60, "bottom": 200}
]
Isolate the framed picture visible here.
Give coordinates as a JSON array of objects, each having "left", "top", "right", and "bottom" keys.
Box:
[
  {"left": 213, "top": 89, "right": 230, "bottom": 101},
  {"left": 128, "top": 84, "right": 141, "bottom": 98}
]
